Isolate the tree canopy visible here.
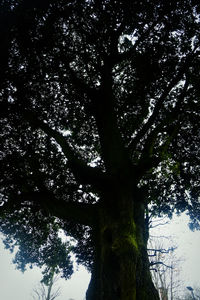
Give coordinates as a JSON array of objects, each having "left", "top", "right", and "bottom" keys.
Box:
[{"left": 0, "top": 1, "right": 200, "bottom": 299}]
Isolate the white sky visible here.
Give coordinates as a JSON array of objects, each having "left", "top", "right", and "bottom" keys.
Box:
[
  {"left": 0, "top": 213, "right": 200, "bottom": 299},
  {"left": 0, "top": 239, "right": 90, "bottom": 300},
  {"left": 150, "top": 213, "right": 200, "bottom": 291},
  {"left": 161, "top": 214, "right": 200, "bottom": 287}
]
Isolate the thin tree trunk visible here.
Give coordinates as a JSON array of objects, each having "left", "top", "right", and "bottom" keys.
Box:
[{"left": 46, "top": 270, "right": 55, "bottom": 300}]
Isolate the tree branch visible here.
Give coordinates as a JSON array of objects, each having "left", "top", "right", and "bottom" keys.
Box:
[
  {"left": 149, "top": 261, "right": 173, "bottom": 269},
  {"left": 148, "top": 247, "right": 176, "bottom": 256},
  {"left": 128, "top": 52, "right": 196, "bottom": 153},
  {"left": 52, "top": 55, "right": 131, "bottom": 175},
  {"left": 92, "top": 64, "right": 132, "bottom": 174},
  {"left": 23, "top": 110, "right": 106, "bottom": 188},
  {"left": 131, "top": 69, "right": 191, "bottom": 179},
  {"left": 1, "top": 191, "right": 97, "bottom": 227},
  {"left": 66, "top": 62, "right": 99, "bottom": 101}
]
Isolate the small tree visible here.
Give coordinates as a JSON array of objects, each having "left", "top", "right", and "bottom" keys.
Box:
[
  {"left": 148, "top": 229, "right": 183, "bottom": 300},
  {"left": 32, "top": 269, "right": 61, "bottom": 300},
  {"left": 180, "top": 286, "right": 200, "bottom": 300}
]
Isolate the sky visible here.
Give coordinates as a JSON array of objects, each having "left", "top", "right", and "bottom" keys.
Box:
[
  {"left": 0, "top": 240, "right": 90, "bottom": 300},
  {"left": 0, "top": 213, "right": 200, "bottom": 300},
  {"left": 150, "top": 214, "right": 200, "bottom": 290}
]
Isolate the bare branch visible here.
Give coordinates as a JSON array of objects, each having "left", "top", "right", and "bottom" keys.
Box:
[
  {"left": 149, "top": 261, "right": 173, "bottom": 269},
  {"left": 148, "top": 247, "right": 176, "bottom": 255}
]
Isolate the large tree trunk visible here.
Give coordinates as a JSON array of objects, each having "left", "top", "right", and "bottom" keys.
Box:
[{"left": 86, "top": 185, "right": 159, "bottom": 300}]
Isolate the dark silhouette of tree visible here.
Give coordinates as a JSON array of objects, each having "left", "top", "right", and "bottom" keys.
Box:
[{"left": 0, "top": 1, "right": 200, "bottom": 300}]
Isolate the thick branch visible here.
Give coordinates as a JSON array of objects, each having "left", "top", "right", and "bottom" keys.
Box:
[
  {"left": 66, "top": 59, "right": 131, "bottom": 174},
  {"left": 131, "top": 69, "right": 191, "bottom": 181},
  {"left": 93, "top": 65, "right": 131, "bottom": 174},
  {"left": 23, "top": 110, "right": 106, "bottom": 188},
  {"left": 2, "top": 191, "right": 97, "bottom": 227},
  {"left": 67, "top": 63, "right": 99, "bottom": 101},
  {"left": 31, "top": 191, "right": 97, "bottom": 227},
  {"left": 129, "top": 52, "right": 195, "bottom": 153}
]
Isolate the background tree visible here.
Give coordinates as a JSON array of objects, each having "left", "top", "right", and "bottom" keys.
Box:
[
  {"left": 0, "top": 1, "right": 200, "bottom": 300},
  {"left": 32, "top": 268, "right": 61, "bottom": 300},
  {"left": 1, "top": 213, "right": 73, "bottom": 284},
  {"left": 149, "top": 237, "right": 183, "bottom": 300},
  {"left": 179, "top": 286, "right": 200, "bottom": 300}
]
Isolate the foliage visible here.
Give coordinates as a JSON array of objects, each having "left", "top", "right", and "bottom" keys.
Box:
[
  {"left": 0, "top": 0, "right": 200, "bottom": 297},
  {"left": 0, "top": 209, "right": 73, "bottom": 281}
]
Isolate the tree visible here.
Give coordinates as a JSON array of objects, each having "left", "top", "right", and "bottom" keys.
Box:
[
  {"left": 32, "top": 269, "right": 61, "bottom": 300},
  {"left": 149, "top": 236, "right": 183, "bottom": 300},
  {"left": 180, "top": 286, "right": 200, "bottom": 300},
  {"left": 1, "top": 213, "right": 73, "bottom": 285},
  {"left": 0, "top": 1, "right": 200, "bottom": 300}
]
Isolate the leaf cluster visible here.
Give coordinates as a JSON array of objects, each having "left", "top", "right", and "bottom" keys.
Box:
[{"left": 0, "top": 0, "right": 200, "bottom": 275}]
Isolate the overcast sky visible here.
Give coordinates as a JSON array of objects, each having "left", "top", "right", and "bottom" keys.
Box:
[
  {"left": 0, "top": 213, "right": 200, "bottom": 300},
  {"left": 150, "top": 214, "right": 200, "bottom": 289},
  {"left": 0, "top": 240, "right": 90, "bottom": 300}
]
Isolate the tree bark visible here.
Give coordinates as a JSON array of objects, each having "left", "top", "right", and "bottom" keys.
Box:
[{"left": 86, "top": 184, "right": 159, "bottom": 300}]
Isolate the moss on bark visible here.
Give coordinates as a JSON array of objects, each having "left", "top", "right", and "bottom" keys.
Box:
[{"left": 86, "top": 200, "right": 159, "bottom": 300}]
